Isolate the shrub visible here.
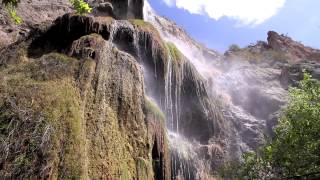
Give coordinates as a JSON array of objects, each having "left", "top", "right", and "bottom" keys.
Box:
[
  {"left": 2, "top": 0, "right": 22, "bottom": 24},
  {"left": 2, "top": 0, "right": 92, "bottom": 24},
  {"left": 228, "top": 44, "right": 241, "bottom": 52},
  {"left": 69, "top": 0, "right": 92, "bottom": 15},
  {"left": 227, "top": 72, "right": 320, "bottom": 179}
]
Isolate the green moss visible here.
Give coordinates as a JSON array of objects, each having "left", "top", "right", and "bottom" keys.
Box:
[
  {"left": 129, "top": 19, "right": 147, "bottom": 26},
  {"left": 145, "top": 96, "right": 165, "bottom": 122},
  {"left": 0, "top": 57, "right": 85, "bottom": 178},
  {"left": 45, "top": 52, "right": 77, "bottom": 63},
  {"left": 13, "top": 153, "right": 30, "bottom": 167},
  {"left": 129, "top": 19, "right": 162, "bottom": 40},
  {"left": 136, "top": 157, "right": 153, "bottom": 180},
  {"left": 119, "top": 163, "right": 130, "bottom": 180},
  {"left": 0, "top": 42, "right": 150, "bottom": 179},
  {"left": 28, "top": 53, "right": 79, "bottom": 81},
  {"left": 166, "top": 42, "right": 182, "bottom": 63},
  {"left": 40, "top": 81, "right": 84, "bottom": 179}
]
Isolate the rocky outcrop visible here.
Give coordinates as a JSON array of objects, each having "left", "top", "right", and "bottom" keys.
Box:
[
  {"left": 0, "top": 13, "right": 170, "bottom": 179},
  {"left": 143, "top": 1, "right": 221, "bottom": 65},
  {"left": 0, "top": 0, "right": 144, "bottom": 49},
  {"left": 267, "top": 31, "right": 320, "bottom": 62},
  {"left": 219, "top": 30, "right": 320, "bottom": 160},
  {"left": 280, "top": 60, "right": 320, "bottom": 88},
  {"left": 0, "top": 0, "right": 72, "bottom": 48},
  {"left": 89, "top": 0, "right": 144, "bottom": 19},
  {"left": 0, "top": 8, "right": 226, "bottom": 178}
]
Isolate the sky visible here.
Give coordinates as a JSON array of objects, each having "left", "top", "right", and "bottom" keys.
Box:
[{"left": 148, "top": 0, "right": 320, "bottom": 52}]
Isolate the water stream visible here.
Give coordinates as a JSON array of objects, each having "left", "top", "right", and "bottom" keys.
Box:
[{"left": 142, "top": 1, "right": 286, "bottom": 179}]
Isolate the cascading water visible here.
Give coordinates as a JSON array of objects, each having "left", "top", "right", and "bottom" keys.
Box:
[
  {"left": 165, "top": 54, "right": 175, "bottom": 130},
  {"left": 144, "top": 1, "right": 221, "bottom": 179},
  {"left": 143, "top": 0, "right": 288, "bottom": 179}
]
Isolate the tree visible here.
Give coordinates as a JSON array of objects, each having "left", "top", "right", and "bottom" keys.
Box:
[
  {"left": 221, "top": 72, "right": 320, "bottom": 179},
  {"left": 267, "top": 72, "right": 320, "bottom": 178},
  {"left": 228, "top": 44, "right": 241, "bottom": 52},
  {"left": 1, "top": 0, "right": 92, "bottom": 24}
]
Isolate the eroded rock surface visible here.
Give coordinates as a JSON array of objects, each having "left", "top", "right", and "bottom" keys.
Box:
[{"left": 0, "top": 14, "right": 169, "bottom": 179}]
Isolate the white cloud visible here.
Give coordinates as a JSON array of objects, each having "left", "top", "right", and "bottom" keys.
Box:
[{"left": 163, "top": 0, "right": 286, "bottom": 26}]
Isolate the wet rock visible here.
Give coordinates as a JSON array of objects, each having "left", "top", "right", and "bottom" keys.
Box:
[
  {"left": 280, "top": 60, "right": 320, "bottom": 88},
  {"left": 0, "top": 18, "right": 169, "bottom": 179},
  {"left": 88, "top": 0, "right": 144, "bottom": 19}
]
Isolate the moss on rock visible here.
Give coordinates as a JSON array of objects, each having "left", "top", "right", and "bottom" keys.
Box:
[
  {"left": 166, "top": 42, "right": 182, "bottom": 64},
  {"left": 0, "top": 62, "right": 86, "bottom": 179},
  {"left": 0, "top": 13, "right": 174, "bottom": 179},
  {"left": 145, "top": 96, "right": 165, "bottom": 122}
]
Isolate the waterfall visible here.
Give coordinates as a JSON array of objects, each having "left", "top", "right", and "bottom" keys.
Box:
[
  {"left": 144, "top": 0, "right": 289, "bottom": 175},
  {"left": 144, "top": 1, "right": 220, "bottom": 179},
  {"left": 165, "top": 54, "right": 174, "bottom": 130},
  {"left": 169, "top": 131, "right": 213, "bottom": 180}
]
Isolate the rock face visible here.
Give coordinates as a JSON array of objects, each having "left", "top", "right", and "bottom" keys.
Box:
[
  {"left": 0, "top": 6, "right": 224, "bottom": 179},
  {"left": 267, "top": 31, "right": 320, "bottom": 62},
  {"left": 0, "top": 13, "right": 170, "bottom": 179},
  {"left": 2, "top": 1, "right": 320, "bottom": 179},
  {"left": 0, "top": 34, "right": 166, "bottom": 179},
  {"left": 219, "top": 30, "right": 320, "bottom": 158},
  {"left": 89, "top": 0, "right": 144, "bottom": 19},
  {"left": 144, "top": 2, "right": 320, "bottom": 174},
  {"left": 0, "top": 0, "right": 72, "bottom": 48},
  {"left": 0, "top": 0, "right": 144, "bottom": 49}
]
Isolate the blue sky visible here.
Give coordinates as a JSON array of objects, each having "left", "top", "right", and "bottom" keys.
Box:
[{"left": 148, "top": 0, "right": 320, "bottom": 52}]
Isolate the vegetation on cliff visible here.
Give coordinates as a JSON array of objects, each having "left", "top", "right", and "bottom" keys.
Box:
[
  {"left": 225, "top": 43, "right": 290, "bottom": 64},
  {"left": 0, "top": 30, "right": 170, "bottom": 179},
  {"left": 1, "top": 0, "right": 91, "bottom": 24},
  {"left": 0, "top": 53, "right": 86, "bottom": 178},
  {"left": 166, "top": 42, "right": 182, "bottom": 64},
  {"left": 145, "top": 96, "right": 165, "bottom": 122},
  {"left": 220, "top": 72, "right": 320, "bottom": 179}
]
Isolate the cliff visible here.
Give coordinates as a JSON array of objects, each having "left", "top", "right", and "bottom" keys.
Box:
[
  {"left": 2, "top": 1, "right": 319, "bottom": 179},
  {"left": 0, "top": 1, "right": 171, "bottom": 177},
  {"left": 0, "top": 27, "right": 170, "bottom": 179},
  {"left": 0, "top": 1, "right": 226, "bottom": 178}
]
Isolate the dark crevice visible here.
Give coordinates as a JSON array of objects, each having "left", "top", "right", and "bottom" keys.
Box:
[
  {"left": 112, "top": 27, "right": 138, "bottom": 58},
  {"left": 152, "top": 139, "right": 164, "bottom": 180},
  {"left": 27, "top": 14, "right": 111, "bottom": 58}
]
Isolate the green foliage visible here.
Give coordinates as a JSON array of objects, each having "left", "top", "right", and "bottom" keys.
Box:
[
  {"left": 135, "top": 157, "right": 153, "bottom": 180},
  {"left": 228, "top": 44, "right": 241, "bottom": 52},
  {"left": 269, "top": 73, "right": 320, "bottom": 177},
  {"left": 2, "top": 0, "right": 92, "bottom": 24},
  {"left": 0, "top": 54, "right": 86, "bottom": 178},
  {"left": 70, "top": 0, "right": 92, "bottom": 15},
  {"left": 2, "top": 0, "right": 22, "bottom": 24},
  {"left": 225, "top": 72, "right": 320, "bottom": 179},
  {"left": 1, "top": 0, "right": 19, "bottom": 6}
]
